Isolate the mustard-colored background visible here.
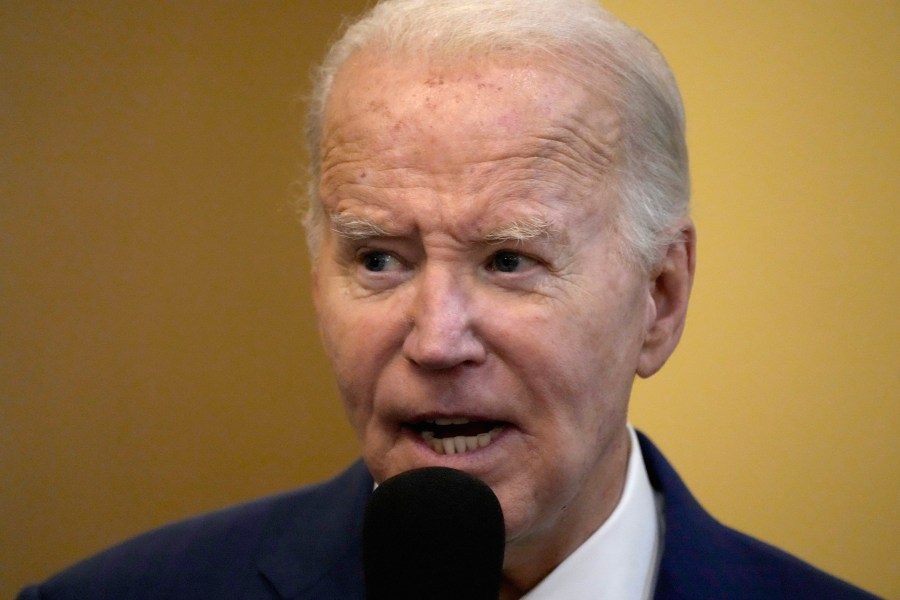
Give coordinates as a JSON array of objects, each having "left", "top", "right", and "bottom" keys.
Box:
[{"left": 1, "top": 2, "right": 896, "bottom": 597}]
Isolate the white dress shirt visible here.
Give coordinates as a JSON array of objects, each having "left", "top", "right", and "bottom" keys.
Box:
[{"left": 522, "top": 425, "right": 662, "bottom": 600}]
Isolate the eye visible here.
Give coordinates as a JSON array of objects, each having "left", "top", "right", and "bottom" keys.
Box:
[
  {"left": 487, "top": 251, "right": 536, "bottom": 273},
  {"left": 360, "top": 251, "right": 402, "bottom": 272}
]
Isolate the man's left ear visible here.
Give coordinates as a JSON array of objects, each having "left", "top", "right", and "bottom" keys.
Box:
[{"left": 637, "top": 219, "right": 696, "bottom": 378}]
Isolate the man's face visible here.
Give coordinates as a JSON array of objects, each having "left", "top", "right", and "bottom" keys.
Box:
[{"left": 313, "top": 53, "right": 659, "bottom": 573}]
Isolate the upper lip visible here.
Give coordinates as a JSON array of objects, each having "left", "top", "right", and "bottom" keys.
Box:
[
  {"left": 404, "top": 412, "right": 509, "bottom": 425},
  {"left": 403, "top": 409, "right": 506, "bottom": 422},
  {"left": 405, "top": 416, "right": 509, "bottom": 437}
]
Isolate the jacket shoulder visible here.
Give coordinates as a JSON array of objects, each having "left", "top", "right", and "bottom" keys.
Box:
[
  {"left": 636, "top": 432, "right": 880, "bottom": 600},
  {"left": 18, "top": 461, "right": 372, "bottom": 600}
]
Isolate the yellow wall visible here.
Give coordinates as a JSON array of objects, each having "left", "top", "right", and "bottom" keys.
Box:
[{"left": 1, "top": 1, "right": 896, "bottom": 597}]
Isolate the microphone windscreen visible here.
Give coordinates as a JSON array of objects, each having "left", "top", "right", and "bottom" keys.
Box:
[{"left": 362, "top": 466, "right": 505, "bottom": 600}]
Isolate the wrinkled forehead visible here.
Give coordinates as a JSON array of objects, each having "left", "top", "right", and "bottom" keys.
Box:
[
  {"left": 320, "top": 50, "right": 622, "bottom": 187},
  {"left": 326, "top": 48, "right": 592, "bottom": 112}
]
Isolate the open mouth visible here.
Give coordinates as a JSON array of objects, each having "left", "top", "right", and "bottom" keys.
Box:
[{"left": 408, "top": 418, "right": 506, "bottom": 455}]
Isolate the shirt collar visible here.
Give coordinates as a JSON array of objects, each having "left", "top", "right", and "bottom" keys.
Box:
[{"left": 522, "top": 425, "right": 662, "bottom": 600}]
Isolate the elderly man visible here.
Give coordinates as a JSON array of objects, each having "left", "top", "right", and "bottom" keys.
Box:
[{"left": 18, "top": 1, "right": 878, "bottom": 599}]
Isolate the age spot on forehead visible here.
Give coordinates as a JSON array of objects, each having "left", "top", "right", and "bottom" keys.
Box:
[{"left": 367, "top": 99, "right": 392, "bottom": 118}]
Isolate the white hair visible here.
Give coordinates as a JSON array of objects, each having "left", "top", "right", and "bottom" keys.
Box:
[{"left": 301, "top": 0, "right": 689, "bottom": 270}]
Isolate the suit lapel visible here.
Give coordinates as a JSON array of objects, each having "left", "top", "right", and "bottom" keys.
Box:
[
  {"left": 253, "top": 437, "right": 723, "bottom": 599},
  {"left": 638, "top": 431, "right": 758, "bottom": 600},
  {"left": 256, "top": 460, "right": 372, "bottom": 599}
]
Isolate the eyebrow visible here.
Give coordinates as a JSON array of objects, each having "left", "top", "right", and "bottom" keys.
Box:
[
  {"left": 329, "top": 213, "right": 393, "bottom": 240},
  {"left": 329, "top": 212, "right": 563, "bottom": 246},
  {"left": 483, "top": 216, "right": 562, "bottom": 246}
]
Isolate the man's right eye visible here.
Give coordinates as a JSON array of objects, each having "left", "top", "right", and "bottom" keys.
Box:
[{"left": 360, "top": 251, "right": 400, "bottom": 272}]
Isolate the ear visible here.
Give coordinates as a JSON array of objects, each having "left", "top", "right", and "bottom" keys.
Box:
[{"left": 636, "top": 219, "right": 696, "bottom": 378}]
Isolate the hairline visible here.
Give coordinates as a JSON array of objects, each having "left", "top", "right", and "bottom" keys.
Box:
[{"left": 301, "top": 1, "right": 690, "bottom": 273}]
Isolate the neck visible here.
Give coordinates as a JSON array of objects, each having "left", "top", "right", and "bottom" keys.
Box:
[{"left": 497, "top": 428, "right": 631, "bottom": 595}]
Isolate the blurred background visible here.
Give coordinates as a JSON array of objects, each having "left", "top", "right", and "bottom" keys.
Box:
[{"left": 1, "top": 1, "right": 897, "bottom": 597}]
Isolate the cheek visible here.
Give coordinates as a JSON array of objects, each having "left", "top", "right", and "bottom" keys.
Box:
[
  {"left": 315, "top": 271, "right": 367, "bottom": 359},
  {"left": 314, "top": 284, "right": 370, "bottom": 403},
  {"left": 314, "top": 293, "right": 350, "bottom": 372},
  {"left": 495, "top": 294, "right": 645, "bottom": 447},
  {"left": 315, "top": 285, "right": 407, "bottom": 410},
  {"left": 319, "top": 318, "right": 383, "bottom": 442},
  {"left": 509, "top": 298, "right": 634, "bottom": 383}
]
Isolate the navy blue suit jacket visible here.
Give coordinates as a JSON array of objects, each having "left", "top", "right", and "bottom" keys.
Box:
[{"left": 18, "top": 433, "right": 879, "bottom": 599}]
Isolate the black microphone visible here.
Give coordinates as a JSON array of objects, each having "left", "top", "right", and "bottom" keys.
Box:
[{"left": 362, "top": 466, "right": 505, "bottom": 599}]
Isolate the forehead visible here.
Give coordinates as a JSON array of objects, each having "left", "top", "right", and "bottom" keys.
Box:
[
  {"left": 326, "top": 52, "right": 618, "bottom": 163},
  {"left": 319, "top": 53, "right": 622, "bottom": 231},
  {"left": 327, "top": 53, "right": 589, "bottom": 132}
]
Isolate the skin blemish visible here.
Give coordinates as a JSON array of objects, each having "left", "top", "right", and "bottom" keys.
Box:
[{"left": 367, "top": 99, "right": 392, "bottom": 118}]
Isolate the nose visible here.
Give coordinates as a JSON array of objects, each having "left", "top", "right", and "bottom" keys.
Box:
[{"left": 402, "top": 267, "right": 486, "bottom": 370}]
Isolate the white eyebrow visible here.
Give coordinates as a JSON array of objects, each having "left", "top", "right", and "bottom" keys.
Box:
[
  {"left": 329, "top": 212, "right": 562, "bottom": 245},
  {"left": 483, "top": 216, "right": 561, "bottom": 245},
  {"left": 329, "top": 213, "right": 391, "bottom": 240}
]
